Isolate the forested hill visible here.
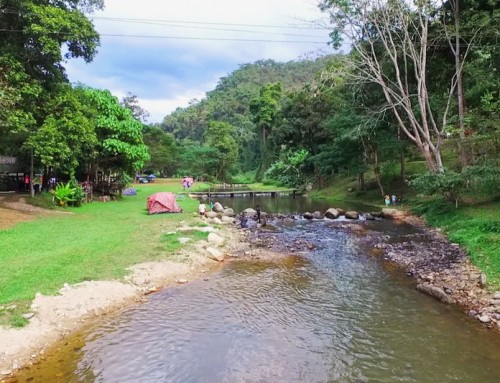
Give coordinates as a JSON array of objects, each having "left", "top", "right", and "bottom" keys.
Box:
[{"left": 160, "top": 57, "right": 333, "bottom": 144}]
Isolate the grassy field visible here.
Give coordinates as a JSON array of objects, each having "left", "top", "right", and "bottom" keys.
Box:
[{"left": 0, "top": 179, "right": 210, "bottom": 326}]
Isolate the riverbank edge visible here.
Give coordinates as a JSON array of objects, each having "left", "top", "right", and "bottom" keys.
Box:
[
  {"left": 0, "top": 223, "right": 251, "bottom": 380},
  {"left": 354, "top": 211, "right": 500, "bottom": 331},
  {"left": 2, "top": 207, "right": 499, "bottom": 380}
]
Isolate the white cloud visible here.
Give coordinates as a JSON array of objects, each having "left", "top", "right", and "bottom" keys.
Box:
[{"left": 66, "top": 0, "right": 332, "bottom": 122}]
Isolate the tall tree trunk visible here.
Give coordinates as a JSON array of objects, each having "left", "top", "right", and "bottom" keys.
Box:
[
  {"left": 400, "top": 150, "right": 406, "bottom": 180},
  {"left": 373, "top": 151, "right": 385, "bottom": 196},
  {"left": 358, "top": 172, "right": 365, "bottom": 191},
  {"left": 398, "top": 127, "right": 406, "bottom": 179},
  {"left": 454, "top": 0, "right": 466, "bottom": 139}
]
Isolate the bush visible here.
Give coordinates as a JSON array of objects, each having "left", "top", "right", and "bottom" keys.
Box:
[{"left": 50, "top": 181, "right": 84, "bottom": 207}]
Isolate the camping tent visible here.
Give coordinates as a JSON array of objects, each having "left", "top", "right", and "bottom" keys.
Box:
[
  {"left": 123, "top": 187, "right": 137, "bottom": 196},
  {"left": 147, "top": 192, "right": 182, "bottom": 214}
]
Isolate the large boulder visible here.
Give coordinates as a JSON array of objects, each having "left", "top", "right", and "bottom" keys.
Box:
[
  {"left": 312, "top": 211, "right": 323, "bottom": 219},
  {"left": 205, "top": 247, "right": 225, "bottom": 262},
  {"left": 243, "top": 208, "right": 256, "bottom": 215},
  {"left": 222, "top": 208, "right": 235, "bottom": 217},
  {"left": 303, "top": 212, "right": 314, "bottom": 220},
  {"left": 417, "top": 284, "right": 453, "bottom": 304},
  {"left": 382, "top": 208, "right": 408, "bottom": 220},
  {"left": 363, "top": 213, "right": 375, "bottom": 220},
  {"left": 345, "top": 211, "right": 359, "bottom": 219},
  {"left": 325, "top": 208, "right": 340, "bottom": 219},
  {"left": 207, "top": 232, "right": 225, "bottom": 246},
  {"left": 206, "top": 211, "right": 218, "bottom": 219},
  {"left": 221, "top": 216, "right": 236, "bottom": 224},
  {"left": 212, "top": 202, "right": 224, "bottom": 212}
]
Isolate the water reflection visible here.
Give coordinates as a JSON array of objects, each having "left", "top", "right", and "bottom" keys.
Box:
[{"left": 204, "top": 195, "right": 375, "bottom": 215}]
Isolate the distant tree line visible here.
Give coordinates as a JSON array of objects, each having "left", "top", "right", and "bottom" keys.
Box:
[{"left": 1, "top": 0, "right": 498, "bottom": 206}]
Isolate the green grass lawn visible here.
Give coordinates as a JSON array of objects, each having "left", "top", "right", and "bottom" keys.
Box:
[{"left": 0, "top": 179, "right": 207, "bottom": 326}]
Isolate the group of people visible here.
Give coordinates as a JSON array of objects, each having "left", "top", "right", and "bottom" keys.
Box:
[
  {"left": 181, "top": 177, "right": 194, "bottom": 190},
  {"left": 384, "top": 194, "right": 400, "bottom": 207}
]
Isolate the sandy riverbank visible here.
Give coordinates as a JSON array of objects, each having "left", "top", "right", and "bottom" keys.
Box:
[{"left": 0, "top": 222, "right": 251, "bottom": 379}]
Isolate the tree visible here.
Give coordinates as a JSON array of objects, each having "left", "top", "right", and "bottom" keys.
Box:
[
  {"left": 82, "top": 88, "right": 150, "bottom": 177},
  {"left": 319, "top": 0, "right": 456, "bottom": 172},
  {"left": 249, "top": 82, "right": 282, "bottom": 176},
  {"left": 121, "top": 92, "right": 151, "bottom": 123},
  {"left": 0, "top": 0, "right": 102, "bottom": 85},
  {"left": 204, "top": 121, "right": 238, "bottom": 181},
  {"left": 264, "top": 149, "right": 311, "bottom": 188},
  {"left": 178, "top": 145, "right": 220, "bottom": 180},
  {"left": 142, "top": 125, "right": 178, "bottom": 176},
  {"left": 27, "top": 85, "right": 96, "bottom": 178}
]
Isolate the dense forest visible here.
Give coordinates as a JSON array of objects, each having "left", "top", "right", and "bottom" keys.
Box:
[{"left": 0, "top": 0, "right": 499, "bottom": 206}]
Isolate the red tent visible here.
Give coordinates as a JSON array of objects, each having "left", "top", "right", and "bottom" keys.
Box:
[{"left": 147, "top": 192, "right": 182, "bottom": 214}]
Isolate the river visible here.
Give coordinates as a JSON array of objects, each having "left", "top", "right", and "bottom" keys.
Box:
[{"left": 10, "top": 196, "right": 500, "bottom": 382}]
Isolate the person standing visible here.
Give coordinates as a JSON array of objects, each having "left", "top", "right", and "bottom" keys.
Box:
[
  {"left": 384, "top": 195, "right": 390, "bottom": 207},
  {"left": 391, "top": 194, "right": 397, "bottom": 205},
  {"left": 256, "top": 205, "right": 261, "bottom": 223},
  {"left": 198, "top": 201, "right": 207, "bottom": 217}
]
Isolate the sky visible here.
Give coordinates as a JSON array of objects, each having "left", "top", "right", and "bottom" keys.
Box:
[{"left": 65, "top": 0, "right": 333, "bottom": 123}]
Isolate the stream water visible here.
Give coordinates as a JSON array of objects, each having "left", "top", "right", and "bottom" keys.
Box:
[{"left": 10, "top": 197, "right": 500, "bottom": 382}]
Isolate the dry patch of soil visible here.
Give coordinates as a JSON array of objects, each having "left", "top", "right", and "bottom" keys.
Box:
[{"left": 0, "top": 195, "right": 67, "bottom": 230}]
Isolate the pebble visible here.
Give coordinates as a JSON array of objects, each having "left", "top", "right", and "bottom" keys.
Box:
[
  {"left": 176, "top": 279, "right": 188, "bottom": 284},
  {"left": 21, "top": 313, "right": 35, "bottom": 320},
  {"left": 479, "top": 315, "right": 491, "bottom": 323}
]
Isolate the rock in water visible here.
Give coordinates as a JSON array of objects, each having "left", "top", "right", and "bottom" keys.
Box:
[{"left": 417, "top": 284, "right": 453, "bottom": 304}]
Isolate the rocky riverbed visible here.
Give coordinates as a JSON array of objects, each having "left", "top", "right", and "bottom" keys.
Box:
[{"left": 233, "top": 207, "right": 500, "bottom": 331}]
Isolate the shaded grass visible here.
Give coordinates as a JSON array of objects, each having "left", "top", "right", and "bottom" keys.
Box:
[{"left": 0, "top": 179, "right": 207, "bottom": 325}]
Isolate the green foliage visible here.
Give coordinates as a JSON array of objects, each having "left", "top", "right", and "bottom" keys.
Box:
[
  {"left": 179, "top": 145, "right": 220, "bottom": 180},
  {"left": 204, "top": 121, "right": 238, "bottom": 181},
  {"left": 264, "top": 149, "right": 310, "bottom": 188},
  {"left": 411, "top": 198, "right": 500, "bottom": 288},
  {"left": 409, "top": 164, "right": 500, "bottom": 207},
  {"left": 83, "top": 87, "right": 150, "bottom": 173},
  {"left": 50, "top": 182, "right": 76, "bottom": 207},
  {"left": 142, "top": 126, "right": 179, "bottom": 176},
  {"left": 161, "top": 57, "right": 332, "bottom": 173},
  {"left": 27, "top": 84, "right": 96, "bottom": 177},
  {"left": 230, "top": 170, "right": 256, "bottom": 184},
  {"left": 68, "top": 180, "right": 85, "bottom": 206}
]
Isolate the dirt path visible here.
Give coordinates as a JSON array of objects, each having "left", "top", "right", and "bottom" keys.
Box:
[{"left": 0, "top": 194, "right": 67, "bottom": 230}]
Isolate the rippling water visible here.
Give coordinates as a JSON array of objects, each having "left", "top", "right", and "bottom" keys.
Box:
[{"left": 13, "top": 222, "right": 500, "bottom": 383}]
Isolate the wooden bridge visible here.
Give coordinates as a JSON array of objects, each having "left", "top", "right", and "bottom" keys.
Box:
[{"left": 182, "top": 189, "right": 298, "bottom": 198}]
